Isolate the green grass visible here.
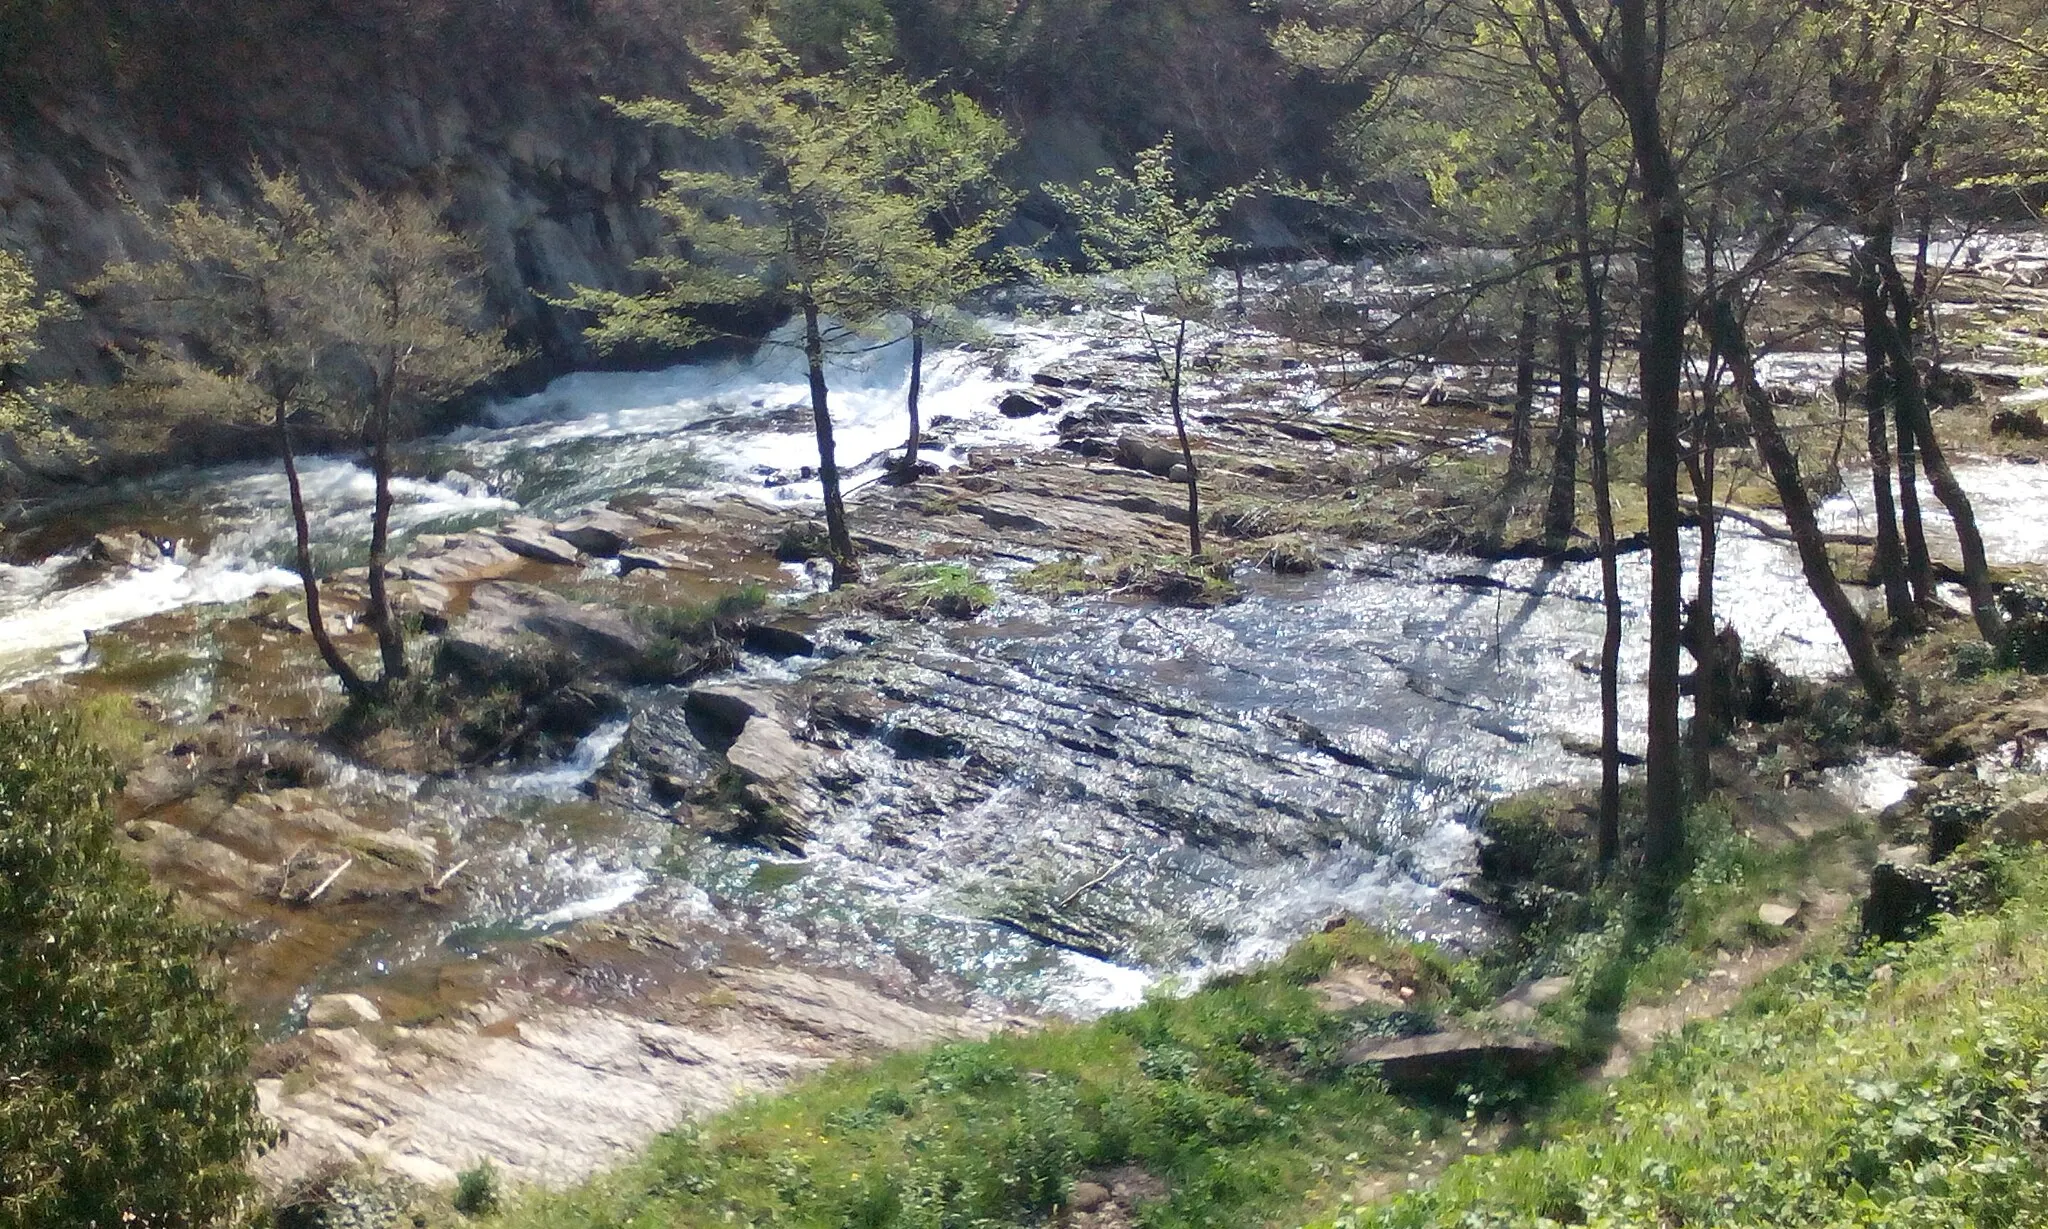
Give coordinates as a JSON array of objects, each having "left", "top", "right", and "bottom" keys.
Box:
[
  {"left": 1319, "top": 847, "right": 2048, "bottom": 1229},
  {"left": 828, "top": 563, "right": 997, "bottom": 620},
  {"left": 499, "top": 925, "right": 1466, "bottom": 1229}
]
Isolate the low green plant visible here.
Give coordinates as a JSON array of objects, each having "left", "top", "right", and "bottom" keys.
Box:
[{"left": 453, "top": 1159, "right": 501, "bottom": 1217}]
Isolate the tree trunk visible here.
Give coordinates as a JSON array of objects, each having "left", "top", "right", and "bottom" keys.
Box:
[
  {"left": 1584, "top": 286, "right": 1622, "bottom": 872},
  {"left": 803, "top": 300, "right": 858, "bottom": 587},
  {"left": 1686, "top": 365, "right": 1720, "bottom": 794},
  {"left": 1508, "top": 304, "right": 1539, "bottom": 480},
  {"left": 1543, "top": 312, "right": 1581, "bottom": 549},
  {"left": 276, "top": 400, "right": 368, "bottom": 701},
  {"left": 1705, "top": 298, "right": 1896, "bottom": 709},
  {"left": 1895, "top": 394, "right": 1935, "bottom": 606},
  {"left": 365, "top": 363, "right": 407, "bottom": 685},
  {"left": 1877, "top": 236, "right": 1936, "bottom": 605},
  {"left": 1169, "top": 318, "right": 1202, "bottom": 557},
  {"left": 1869, "top": 256, "right": 2005, "bottom": 651},
  {"left": 1854, "top": 240, "right": 1912, "bottom": 620},
  {"left": 1635, "top": 140, "right": 1691, "bottom": 873},
  {"left": 901, "top": 320, "right": 925, "bottom": 476}
]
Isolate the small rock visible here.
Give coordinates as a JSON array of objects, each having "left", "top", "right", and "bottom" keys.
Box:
[
  {"left": 1069, "top": 1181, "right": 1111, "bottom": 1212},
  {"left": 1989, "top": 786, "right": 2048, "bottom": 845},
  {"left": 742, "top": 621, "right": 818, "bottom": 659},
  {"left": 726, "top": 716, "right": 813, "bottom": 786},
  {"left": 306, "top": 993, "right": 382, "bottom": 1029},
  {"left": 1492, "top": 975, "right": 1572, "bottom": 1024},
  {"left": 618, "top": 546, "right": 695, "bottom": 575},
  {"left": 1757, "top": 901, "right": 1802, "bottom": 928},
  {"left": 300, "top": 1027, "right": 379, "bottom": 1070},
  {"left": 89, "top": 530, "right": 164, "bottom": 569},
  {"left": 1167, "top": 463, "right": 1192, "bottom": 484},
  {"left": 999, "top": 391, "right": 1056, "bottom": 417},
  {"left": 685, "top": 684, "right": 782, "bottom": 744},
  {"left": 436, "top": 469, "right": 495, "bottom": 499}
]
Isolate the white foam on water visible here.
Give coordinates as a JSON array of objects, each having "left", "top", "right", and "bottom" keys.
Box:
[
  {"left": 486, "top": 719, "right": 632, "bottom": 800},
  {"left": 1821, "top": 753, "right": 1921, "bottom": 812},
  {"left": 476, "top": 316, "right": 1095, "bottom": 504},
  {"left": 1043, "top": 951, "right": 1155, "bottom": 1016},
  {"left": 0, "top": 555, "right": 299, "bottom": 689},
  {"left": 524, "top": 870, "right": 650, "bottom": 931}
]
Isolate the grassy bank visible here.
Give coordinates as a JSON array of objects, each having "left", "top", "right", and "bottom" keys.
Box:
[
  {"left": 501, "top": 925, "right": 1462, "bottom": 1229},
  {"left": 1334, "top": 848, "right": 2048, "bottom": 1228}
]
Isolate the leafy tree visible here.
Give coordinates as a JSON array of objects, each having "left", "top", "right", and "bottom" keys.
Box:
[
  {"left": 96, "top": 169, "right": 513, "bottom": 700},
  {"left": 0, "top": 248, "right": 73, "bottom": 451},
  {"left": 570, "top": 22, "right": 1009, "bottom": 583},
  {"left": 870, "top": 71, "right": 1015, "bottom": 478},
  {"left": 327, "top": 191, "right": 519, "bottom": 681},
  {"left": 1036, "top": 137, "right": 1251, "bottom": 558},
  {"left": 0, "top": 708, "right": 265, "bottom": 1228}
]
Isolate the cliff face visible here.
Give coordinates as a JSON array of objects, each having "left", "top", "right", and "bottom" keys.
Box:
[
  {"left": 1, "top": 0, "right": 725, "bottom": 396},
  {"left": 0, "top": 0, "right": 1338, "bottom": 473}
]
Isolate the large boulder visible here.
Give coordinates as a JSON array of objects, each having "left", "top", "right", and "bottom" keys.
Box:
[
  {"left": 440, "top": 582, "right": 658, "bottom": 685},
  {"left": 1115, "top": 434, "right": 1184, "bottom": 478},
  {"left": 553, "top": 509, "right": 650, "bottom": 557},
  {"left": 493, "top": 518, "right": 582, "bottom": 566},
  {"left": 1861, "top": 861, "right": 1954, "bottom": 944},
  {"left": 1343, "top": 1029, "right": 1561, "bottom": 1086},
  {"left": 398, "top": 533, "right": 527, "bottom": 586}
]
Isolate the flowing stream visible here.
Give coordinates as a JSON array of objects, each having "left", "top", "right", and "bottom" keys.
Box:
[{"left": 4, "top": 277, "right": 2045, "bottom": 1020}]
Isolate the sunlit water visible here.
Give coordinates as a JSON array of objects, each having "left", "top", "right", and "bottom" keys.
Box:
[{"left": 2, "top": 280, "right": 2041, "bottom": 1016}]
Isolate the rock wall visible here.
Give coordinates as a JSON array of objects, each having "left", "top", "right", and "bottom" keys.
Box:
[{"left": 0, "top": 0, "right": 1347, "bottom": 482}]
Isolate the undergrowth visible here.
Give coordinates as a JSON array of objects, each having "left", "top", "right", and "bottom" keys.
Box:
[{"left": 1327, "top": 848, "right": 2048, "bottom": 1228}]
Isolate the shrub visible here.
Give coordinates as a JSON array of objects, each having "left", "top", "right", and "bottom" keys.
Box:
[
  {"left": 0, "top": 708, "right": 265, "bottom": 1228},
  {"left": 1997, "top": 581, "right": 2048, "bottom": 672},
  {"left": 454, "top": 1159, "right": 502, "bottom": 1217}
]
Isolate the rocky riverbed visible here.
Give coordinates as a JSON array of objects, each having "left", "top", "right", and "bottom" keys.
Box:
[{"left": 9, "top": 249, "right": 2048, "bottom": 1192}]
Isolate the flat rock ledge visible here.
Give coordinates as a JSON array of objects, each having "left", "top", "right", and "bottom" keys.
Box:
[{"left": 255, "top": 966, "right": 1009, "bottom": 1193}]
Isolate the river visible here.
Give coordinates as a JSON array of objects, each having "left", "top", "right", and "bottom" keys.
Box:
[{"left": 2, "top": 269, "right": 2043, "bottom": 1023}]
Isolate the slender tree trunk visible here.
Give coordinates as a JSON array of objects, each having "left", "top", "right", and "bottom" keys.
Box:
[
  {"left": 365, "top": 364, "right": 407, "bottom": 685},
  {"left": 1895, "top": 383, "right": 1935, "bottom": 606},
  {"left": 1169, "top": 318, "right": 1202, "bottom": 557},
  {"left": 803, "top": 300, "right": 858, "bottom": 587},
  {"left": 1508, "top": 304, "right": 1539, "bottom": 480},
  {"left": 1705, "top": 298, "right": 1895, "bottom": 708},
  {"left": 1543, "top": 312, "right": 1581, "bottom": 549},
  {"left": 1686, "top": 349, "right": 1721, "bottom": 794},
  {"left": 276, "top": 399, "right": 369, "bottom": 701},
  {"left": 901, "top": 319, "right": 925, "bottom": 476},
  {"left": 1870, "top": 254, "right": 2005, "bottom": 651},
  {"left": 1880, "top": 235, "right": 1936, "bottom": 604},
  {"left": 1854, "top": 240, "right": 1912, "bottom": 620},
  {"left": 1585, "top": 286, "right": 1622, "bottom": 872}
]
